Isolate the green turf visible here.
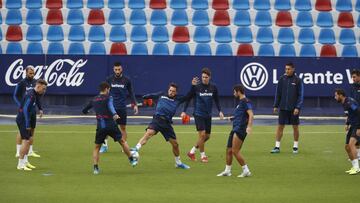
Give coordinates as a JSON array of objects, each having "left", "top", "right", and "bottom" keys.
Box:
[{"left": 0, "top": 124, "right": 358, "bottom": 203}]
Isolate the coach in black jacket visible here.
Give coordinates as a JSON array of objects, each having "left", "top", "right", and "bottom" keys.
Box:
[{"left": 271, "top": 63, "right": 304, "bottom": 154}]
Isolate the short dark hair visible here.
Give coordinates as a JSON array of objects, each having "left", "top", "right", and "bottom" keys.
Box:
[
  {"left": 202, "top": 67, "right": 211, "bottom": 77},
  {"left": 26, "top": 65, "right": 34, "bottom": 73},
  {"left": 169, "top": 82, "right": 178, "bottom": 90},
  {"left": 99, "top": 82, "right": 110, "bottom": 91},
  {"left": 233, "top": 84, "right": 245, "bottom": 94},
  {"left": 285, "top": 63, "right": 295, "bottom": 69},
  {"left": 335, "top": 88, "right": 346, "bottom": 97},
  {"left": 114, "top": 62, "right": 122, "bottom": 67},
  {"left": 351, "top": 69, "right": 360, "bottom": 76},
  {"left": 36, "top": 79, "right": 47, "bottom": 86}
]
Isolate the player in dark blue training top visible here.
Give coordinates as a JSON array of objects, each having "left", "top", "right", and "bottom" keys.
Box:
[
  {"left": 100, "top": 62, "right": 138, "bottom": 153},
  {"left": 182, "top": 68, "right": 224, "bottom": 163},
  {"left": 132, "top": 82, "right": 195, "bottom": 169},
  {"left": 16, "top": 79, "right": 47, "bottom": 171},
  {"left": 334, "top": 89, "right": 360, "bottom": 175},
  {"left": 349, "top": 69, "right": 360, "bottom": 160},
  {"left": 13, "top": 65, "right": 43, "bottom": 158},
  {"left": 82, "top": 82, "right": 138, "bottom": 175},
  {"left": 217, "top": 84, "right": 254, "bottom": 178}
]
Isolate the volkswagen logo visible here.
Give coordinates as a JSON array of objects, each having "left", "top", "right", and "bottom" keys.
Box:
[{"left": 240, "top": 62, "right": 268, "bottom": 91}]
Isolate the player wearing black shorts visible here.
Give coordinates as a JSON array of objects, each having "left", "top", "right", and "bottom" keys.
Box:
[
  {"left": 217, "top": 84, "right": 254, "bottom": 178},
  {"left": 272, "top": 63, "right": 304, "bottom": 154},
  {"left": 82, "top": 82, "right": 137, "bottom": 175},
  {"left": 349, "top": 69, "right": 360, "bottom": 160}
]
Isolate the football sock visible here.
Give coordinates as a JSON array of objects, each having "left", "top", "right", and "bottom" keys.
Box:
[
  {"left": 24, "top": 155, "right": 28, "bottom": 164},
  {"left": 351, "top": 159, "right": 359, "bottom": 170},
  {"left": 18, "top": 159, "right": 24, "bottom": 168},
  {"left": 29, "top": 145, "right": 33, "bottom": 154},
  {"left": 175, "top": 156, "right": 182, "bottom": 165},
  {"left": 242, "top": 164, "right": 249, "bottom": 172},
  {"left": 225, "top": 165, "right": 232, "bottom": 172},
  {"left": 16, "top": 144, "right": 21, "bottom": 155},
  {"left": 293, "top": 141, "right": 299, "bottom": 148},
  {"left": 200, "top": 152, "right": 206, "bottom": 158},
  {"left": 275, "top": 141, "right": 280, "bottom": 148},
  {"left": 190, "top": 146, "right": 197, "bottom": 154},
  {"left": 135, "top": 143, "right": 142, "bottom": 150},
  {"left": 103, "top": 139, "right": 108, "bottom": 147}
]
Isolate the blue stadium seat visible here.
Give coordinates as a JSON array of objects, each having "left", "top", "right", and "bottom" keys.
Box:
[
  {"left": 27, "top": 42, "right": 43, "bottom": 54},
  {"left": 0, "top": 13, "right": 2, "bottom": 24},
  {"left": 130, "top": 9, "right": 147, "bottom": 25},
  {"left": 151, "top": 26, "right": 169, "bottom": 42},
  {"left": 171, "top": 10, "right": 188, "bottom": 26},
  {"left": 88, "top": 26, "right": 105, "bottom": 42},
  {"left": 319, "top": 29, "right": 336, "bottom": 44},
  {"left": 47, "top": 42, "right": 64, "bottom": 54},
  {"left": 193, "top": 27, "right": 211, "bottom": 43},
  {"left": 235, "top": 27, "right": 253, "bottom": 43},
  {"left": 170, "top": 0, "right": 187, "bottom": 9},
  {"left": 150, "top": 10, "right": 167, "bottom": 26},
  {"left": 296, "top": 11, "right": 313, "bottom": 27},
  {"left": 67, "top": 0, "right": 83, "bottom": 9},
  {"left": 339, "top": 29, "right": 356, "bottom": 45},
  {"left": 6, "top": 10, "right": 22, "bottom": 25},
  {"left": 152, "top": 43, "right": 169, "bottom": 55},
  {"left": 258, "top": 44, "right": 274, "bottom": 56},
  {"left": 195, "top": 44, "right": 212, "bottom": 56},
  {"left": 342, "top": 45, "right": 358, "bottom": 57},
  {"left": 278, "top": 28, "right": 294, "bottom": 44},
  {"left": 129, "top": 0, "right": 145, "bottom": 9},
  {"left": 26, "top": 0, "right": 42, "bottom": 9},
  {"left": 110, "top": 26, "right": 126, "bottom": 42},
  {"left": 47, "top": 26, "right": 64, "bottom": 41},
  {"left": 234, "top": 10, "right": 251, "bottom": 26},
  {"left": 89, "top": 43, "right": 106, "bottom": 55},
  {"left": 130, "top": 26, "right": 148, "bottom": 42},
  {"left": 26, "top": 26, "right": 43, "bottom": 41},
  {"left": 300, "top": 45, "right": 316, "bottom": 57},
  {"left": 192, "top": 0, "right": 208, "bottom": 10},
  {"left": 192, "top": 10, "right": 209, "bottom": 26},
  {"left": 6, "top": 0, "right": 22, "bottom": 9},
  {"left": 279, "top": 45, "right": 296, "bottom": 56},
  {"left": 256, "top": 27, "right": 274, "bottom": 44},
  {"left": 87, "top": 0, "right": 104, "bottom": 9},
  {"left": 68, "top": 43, "right": 85, "bottom": 55},
  {"left": 336, "top": 0, "right": 353, "bottom": 12},
  {"left": 316, "top": 12, "right": 333, "bottom": 27},
  {"left": 215, "top": 27, "right": 232, "bottom": 43},
  {"left": 298, "top": 28, "right": 315, "bottom": 44},
  {"left": 67, "top": 9, "right": 84, "bottom": 25},
  {"left": 108, "top": 0, "right": 125, "bottom": 9},
  {"left": 173, "top": 44, "right": 190, "bottom": 55},
  {"left": 357, "top": 15, "right": 360, "bottom": 27},
  {"left": 109, "top": 10, "right": 125, "bottom": 25},
  {"left": 215, "top": 44, "right": 233, "bottom": 56},
  {"left": 0, "top": 46, "right": 2, "bottom": 54},
  {"left": 255, "top": 11, "right": 272, "bottom": 27},
  {"left": 68, "top": 26, "right": 85, "bottom": 41},
  {"left": 26, "top": 9, "right": 43, "bottom": 25},
  {"left": 254, "top": 0, "right": 270, "bottom": 10},
  {"left": 131, "top": 43, "right": 148, "bottom": 55},
  {"left": 233, "top": 0, "right": 250, "bottom": 10},
  {"left": 275, "top": 0, "right": 291, "bottom": 11},
  {"left": 357, "top": 0, "right": 360, "bottom": 12},
  {"left": 295, "top": 0, "right": 311, "bottom": 11},
  {"left": 6, "top": 43, "right": 23, "bottom": 54},
  {"left": 0, "top": 28, "right": 2, "bottom": 41}
]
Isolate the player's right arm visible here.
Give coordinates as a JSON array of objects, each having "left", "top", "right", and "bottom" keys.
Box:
[
  {"left": 82, "top": 100, "right": 93, "bottom": 114},
  {"left": 273, "top": 77, "right": 283, "bottom": 113},
  {"left": 142, "top": 91, "right": 163, "bottom": 100},
  {"left": 13, "top": 81, "right": 24, "bottom": 107}
]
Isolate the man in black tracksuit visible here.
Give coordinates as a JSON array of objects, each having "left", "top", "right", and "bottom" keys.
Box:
[{"left": 271, "top": 63, "right": 304, "bottom": 154}]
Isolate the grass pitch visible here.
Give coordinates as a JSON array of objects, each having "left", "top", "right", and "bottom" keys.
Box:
[{"left": 0, "top": 124, "right": 358, "bottom": 203}]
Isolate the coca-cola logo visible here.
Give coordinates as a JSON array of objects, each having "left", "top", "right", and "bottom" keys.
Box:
[{"left": 5, "top": 59, "right": 87, "bottom": 87}]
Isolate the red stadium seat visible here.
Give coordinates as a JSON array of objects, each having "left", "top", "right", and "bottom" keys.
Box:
[
  {"left": 213, "top": 10, "right": 230, "bottom": 26},
  {"left": 276, "top": 11, "right": 293, "bottom": 27},
  {"left": 237, "top": 44, "right": 254, "bottom": 56},
  {"left": 0, "top": 0, "right": 2, "bottom": 8},
  {"left": 315, "top": 0, "right": 332, "bottom": 11},
  {"left": 212, "top": 0, "right": 229, "bottom": 10},
  {"left": 150, "top": 0, "right": 167, "bottom": 9},
  {"left": 338, "top": 12, "right": 354, "bottom": 28},
  {"left": 172, "top": 27, "right": 190, "bottom": 42},
  {"left": 88, "top": 10, "right": 105, "bottom": 25},
  {"left": 46, "top": 0, "right": 63, "bottom": 9},
  {"left": 110, "top": 43, "right": 127, "bottom": 55},
  {"left": 6, "top": 25, "right": 23, "bottom": 41},
  {"left": 46, "top": 9, "right": 63, "bottom": 25},
  {"left": 320, "top": 44, "right": 337, "bottom": 57}
]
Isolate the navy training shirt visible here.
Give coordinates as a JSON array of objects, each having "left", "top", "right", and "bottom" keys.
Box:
[
  {"left": 13, "top": 77, "right": 43, "bottom": 110},
  {"left": 343, "top": 97, "right": 360, "bottom": 126},
  {"left": 233, "top": 98, "right": 253, "bottom": 129},
  {"left": 16, "top": 89, "right": 38, "bottom": 128},
  {"left": 349, "top": 83, "right": 360, "bottom": 104},
  {"left": 274, "top": 74, "right": 304, "bottom": 111},
  {"left": 106, "top": 74, "right": 137, "bottom": 110}
]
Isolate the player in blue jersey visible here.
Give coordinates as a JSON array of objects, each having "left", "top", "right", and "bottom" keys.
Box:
[
  {"left": 16, "top": 79, "right": 47, "bottom": 171},
  {"left": 82, "top": 82, "right": 138, "bottom": 175},
  {"left": 217, "top": 84, "right": 254, "bottom": 178},
  {"left": 181, "top": 68, "right": 224, "bottom": 163},
  {"left": 334, "top": 89, "right": 360, "bottom": 175},
  {"left": 349, "top": 69, "right": 360, "bottom": 159},
  {"left": 100, "top": 62, "right": 139, "bottom": 153},
  {"left": 13, "top": 66, "right": 43, "bottom": 158},
  {"left": 132, "top": 82, "right": 196, "bottom": 169}
]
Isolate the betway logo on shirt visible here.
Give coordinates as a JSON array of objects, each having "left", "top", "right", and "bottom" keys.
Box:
[
  {"left": 111, "top": 84, "right": 125, "bottom": 88},
  {"left": 199, "top": 93, "right": 213, "bottom": 97},
  {"left": 5, "top": 59, "right": 87, "bottom": 87}
]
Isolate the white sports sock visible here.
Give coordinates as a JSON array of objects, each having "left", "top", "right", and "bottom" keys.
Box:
[
  {"left": 293, "top": 141, "right": 299, "bottom": 148},
  {"left": 18, "top": 159, "right": 24, "bottom": 168},
  {"left": 275, "top": 141, "right": 280, "bottom": 148},
  {"left": 175, "top": 156, "right": 182, "bottom": 165},
  {"left": 135, "top": 143, "right": 142, "bottom": 150},
  {"left": 29, "top": 145, "right": 33, "bottom": 154},
  {"left": 242, "top": 164, "right": 250, "bottom": 172},
  {"left": 200, "top": 152, "right": 206, "bottom": 158},
  {"left": 351, "top": 159, "right": 359, "bottom": 170},
  {"left": 16, "top": 144, "right": 21, "bottom": 155},
  {"left": 225, "top": 165, "right": 232, "bottom": 172},
  {"left": 24, "top": 155, "right": 28, "bottom": 164},
  {"left": 103, "top": 139, "right": 108, "bottom": 147},
  {"left": 190, "top": 146, "right": 197, "bottom": 154},
  {"left": 357, "top": 149, "right": 360, "bottom": 158}
]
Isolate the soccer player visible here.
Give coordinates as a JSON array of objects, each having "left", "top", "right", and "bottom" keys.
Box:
[
  {"left": 271, "top": 63, "right": 304, "bottom": 154},
  {"left": 82, "top": 82, "right": 138, "bottom": 175},
  {"left": 217, "top": 84, "right": 254, "bottom": 178},
  {"left": 13, "top": 65, "right": 43, "bottom": 158},
  {"left": 132, "top": 82, "right": 195, "bottom": 169},
  {"left": 349, "top": 69, "right": 360, "bottom": 160},
  {"left": 334, "top": 89, "right": 360, "bottom": 175},
  {"left": 181, "top": 68, "right": 224, "bottom": 163},
  {"left": 16, "top": 79, "right": 47, "bottom": 171},
  {"left": 100, "top": 62, "right": 138, "bottom": 153}
]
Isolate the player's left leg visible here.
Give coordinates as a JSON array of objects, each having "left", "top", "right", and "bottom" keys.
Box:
[
  {"left": 217, "top": 132, "right": 233, "bottom": 176},
  {"left": 119, "top": 125, "right": 127, "bottom": 142},
  {"left": 292, "top": 124, "right": 300, "bottom": 154},
  {"left": 168, "top": 138, "right": 190, "bottom": 169},
  {"left": 347, "top": 137, "right": 360, "bottom": 175},
  {"left": 232, "top": 134, "right": 251, "bottom": 178},
  {"left": 93, "top": 144, "right": 101, "bottom": 174},
  {"left": 15, "top": 132, "right": 22, "bottom": 157},
  {"left": 28, "top": 129, "right": 40, "bottom": 157}
]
